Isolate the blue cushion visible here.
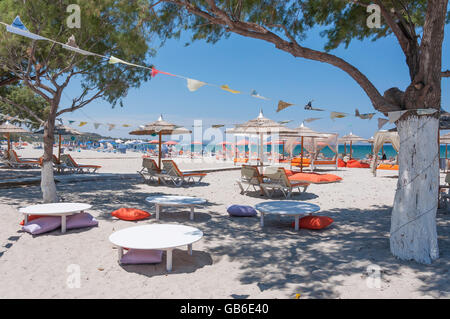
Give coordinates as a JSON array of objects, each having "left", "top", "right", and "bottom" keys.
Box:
[{"left": 227, "top": 205, "right": 257, "bottom": 217}]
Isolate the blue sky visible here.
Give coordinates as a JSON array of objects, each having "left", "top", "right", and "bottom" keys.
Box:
[{"left": 61, "top": 25, "right": 450, "bottom": 140}]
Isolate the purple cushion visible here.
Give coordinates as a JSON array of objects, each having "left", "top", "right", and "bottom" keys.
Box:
[
  {"left": 22, "top": 216, "right": 61, "bottom": 235},
  {"left": 120, "top": 249, "right": 163, "bottom": 265},
  {"left": 227, "top": 205, "right": 257, "bottom": 217},
  {"left": 66, "top": 213, "right": 98, "bottom": 230}
]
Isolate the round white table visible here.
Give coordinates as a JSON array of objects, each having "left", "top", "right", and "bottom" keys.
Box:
[
  {"left": 145, "top": 195, "right": 207, "bottom": 221},
  {"left": 19, "top": 203, "right": 92, "bottom": 233},
  {"left": 254, "top": 201, "right": 320, "bottom": 231},
  {"left": 109, "top": 224, "right": 203, "bottom": 272}
]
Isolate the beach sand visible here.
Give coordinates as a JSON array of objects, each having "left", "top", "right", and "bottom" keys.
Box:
[{"left": 0, "top": 147, "right": 449, "bottom": 298}]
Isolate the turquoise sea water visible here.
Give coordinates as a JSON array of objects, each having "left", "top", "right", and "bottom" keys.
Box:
[{"left": 139, "top": 143, "right": 450, "bottom": 160}]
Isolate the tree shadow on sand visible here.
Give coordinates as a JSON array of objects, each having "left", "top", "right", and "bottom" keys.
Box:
[{"left": 199, "top": 205, "right": 450, "bottom": 298}]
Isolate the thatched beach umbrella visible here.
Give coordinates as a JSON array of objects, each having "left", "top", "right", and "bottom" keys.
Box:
[
  {"left": 282, "top": 123, "right": 323, "bottom": 172},
  {"left": 129, "top": 115, "right": 191, "bottom": 169},
  {"left": 226, "top": 110, "right": 296, "bottom": 166},
  {"left": 339, "top": 132, "right": 367, "bottom": 159},
  {"left": 35, "top": 125, "right": 82, "bottom": 161},
  {"left": 0, "top": 121, "right": 29, "bottom": 155}
]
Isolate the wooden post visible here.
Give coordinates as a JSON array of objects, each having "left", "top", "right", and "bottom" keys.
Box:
[
  {"left": 300, "top": 136, "right": 304, "bottom": 173},
  {"left": 58, "top": 134, "right": 62, "bottom": 162},
  {"left": 350, "top": 141, "right": 353, "bottom": 159},
  {"left": 158, "top": 132, "right": 162, "bottom": 184}
]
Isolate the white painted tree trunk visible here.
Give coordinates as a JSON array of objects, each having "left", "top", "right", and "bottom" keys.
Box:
[
  {"left": 41, "top": 160, "right": 58, "bottom": 203},
  {"left": 390, "top": 115, "right": 439, "bottom": 264}
]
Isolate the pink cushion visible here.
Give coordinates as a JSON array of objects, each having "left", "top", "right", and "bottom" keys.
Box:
[
  {"left": 66, "top": 213, "right": 98, "bottom": 230},
  {"left": 120, "top": 249, "right": 163, "bottom": 265},
  {"left": 22, "top": 216, "right": 61, "bottom": 235}
]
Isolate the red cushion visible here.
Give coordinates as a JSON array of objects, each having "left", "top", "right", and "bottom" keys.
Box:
[
  {"left": 292, "top": 216, "right": 334, "bottom": 230},
  {"left": 346, "top": 160, "right": 370, "bottom": 168},
  {"left": 338, "top": 159, "right": 347, "bottom": 167},
  {"left": 289, "top": 172, "right": 342, "bottom": 183},
  {"left": 19, "top": 215, "right": 46, "bottom": 226},
  {"left": 111, "top": 208, "right": 151, "bottom": 221}
]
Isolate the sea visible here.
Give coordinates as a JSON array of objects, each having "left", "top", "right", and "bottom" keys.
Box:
[{"left": 143, "top": 144, "right": 450, "bottom": 160}]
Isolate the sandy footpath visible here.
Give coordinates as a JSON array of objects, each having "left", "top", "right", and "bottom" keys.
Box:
[{"left": 0, "top": 148, "right": 449, "bottom": 298}]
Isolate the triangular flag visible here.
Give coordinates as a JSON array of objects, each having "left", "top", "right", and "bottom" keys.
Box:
[
  {"left": 107, "top": 124, "right": 116, "bottom": 131},
  {"left": 304, "top": 118, "right": 322, "bottom": 123},
  {"left": 330, "top": 112, "right": 347, "bottom": 120},
  {"left": 151, "top": 68, "right": 175, "bottom": 78},
  {"left": 388, "top": 110, "right": 408, "bottom": 123},
  {"left": 93, "top": 123, "right": 101, "bottom": 130},
  {"left": 68, "top": 120, "right": 75, "bottom": 125},
  {"left": 278, "top": 120, "right": 293, "bottom": 125},
  {"left": 212, "top": 124, "right": 225, "bottom": 129},
  {"left": 187, "top": 79, "right": 206, "bottom": 92},
  {"left": 79, "top": 122, "right": 88, "bottom": 127},
  {"left": 251, "top": 90, "right": 269, "bottom": 100},
  {"left": 220, "top": 85, "right": 241, "bottom": 94},
  {"left": 355, "top": 109, "right": 376, "bottom": 120},
  {"left": 122, "top": 124, "right": 131, "bottom": 127},
  {"left": 377, "top": 118, "right": 389, "bottom": 130},
  {"left": 277, "top": 100, "right": 294, "bottom": 112},
  {"left": 6, "top": 16, "right": 47, "bottom": 41}
]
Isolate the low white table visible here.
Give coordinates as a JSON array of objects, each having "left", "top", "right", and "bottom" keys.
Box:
[
  {"left": 145, "top": 195, "right": 207, "bottom": 221},
  {"left": 254, "top": 201, "right": 320, "bottom": 230},
  {"left": 19, "top": 203, "right": 92, "bottom": 233},
  {"left": 109, "top": 224, "right": 203, "bottom": 272}
]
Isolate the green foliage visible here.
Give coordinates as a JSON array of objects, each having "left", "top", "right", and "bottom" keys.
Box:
[
  {"left": 149, "top": 0, "right": 449, "bottom": 51},
  {"left": 0, "top": 0, "right": 155, "bottom": 108}
]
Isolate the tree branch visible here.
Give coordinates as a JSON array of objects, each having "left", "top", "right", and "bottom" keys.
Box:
[
  {"left": 0, "top": 95, "right": 45, "bottom": 125},
  {"left": 442, "top": 70, "right": 450, "bottom": 77}
]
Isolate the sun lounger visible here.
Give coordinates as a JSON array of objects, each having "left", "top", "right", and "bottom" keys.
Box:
[
  {"left": 138, "top": 158, "right": 166, "bottom": 183},
  {"left": 236, "top": 165, "right": 265, "bottom": 195},
  {"left": 6, "top": 150, "right": 40, "bottom": 168},
  {"left": 290, "top": 158, "right": 311, "bottom": 170},
  {"left": 311, "top": 157, "right": 338, "bottom": 171},
  {"left": 60, "top": 154, "right": 101, "bottom": 174},
  {"left": 161, "top": 160, "right": 206, "bottom": 186},
  {"left": 234, "top": 158, "right": 249, "bottom": 165},
  {"left": 260, "top": 166, "right": 309, "bottom": 198}
]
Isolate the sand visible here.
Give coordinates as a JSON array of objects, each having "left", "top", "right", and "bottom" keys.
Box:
[{"left": 0, "top": 147, "right": 449, "bottom": 299}]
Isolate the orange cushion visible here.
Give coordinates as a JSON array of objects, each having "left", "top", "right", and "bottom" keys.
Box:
[
  {"left": 292, "top": 216, "right": 334, "bottom": 230},
  {"left": 346, "top": 160, "right": 370, "bottom": 168},
  {"left": 111, "top": 208, "right": 151, "bottom": 221},
  {"left": 19, "top": 215, "right": 46, "bottom": 226},
  {"left": 377, "top": 164, "right": 399, "bottom": 170},
  {"left": 282, "top": 168, "right": 294, "bottom": 176},
  {"left": 289, "top": 172, "right": 342, "bottom": 183},
  {"left": 338, "top": 159, "right": 347, "bottom": 167}
]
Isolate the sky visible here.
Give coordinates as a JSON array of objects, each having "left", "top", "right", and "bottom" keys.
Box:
[{"left": 61, "top": 23, "right": 450, "bottom": 141}]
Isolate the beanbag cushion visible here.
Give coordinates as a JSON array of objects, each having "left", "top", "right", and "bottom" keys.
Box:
[
  {"left": 289, "top": 172, "right": 342, "bottom": 184},
  {"left": 227, "top": 205, "right": 257, "bottom": 217},
  {"left": 377, "top": 164, "right": 399, "bottom": 170},
  {"left": 22, "top": 216, "right": 62, "bottom": 235},
  {"left": 19, "top": 215, "right": 46, "bottom": 226},
  {"left": 282, "top": 168, "right": 294, "bottom": 176},
  {"left": 292, "top": 216, "right": 334, "bottom": 230},
  {"left": 338, "top": 159, "right": 347, "bottom": 167},
  {"left": 111, "top": 208, "right": 151, "bottom": 221},
  {"left": 346, "top": 159, "right": 370, "bottom": 168},
  {"left": 120, "top": 249, "right": 163, "bottom": 265},
  {"left": 66, "top": 213, "right": 98, "bottom": 230}
]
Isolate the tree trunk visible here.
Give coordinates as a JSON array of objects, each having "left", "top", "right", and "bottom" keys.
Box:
[
  {"left": 390, "top": 114, "right": 439, "bottom": 264},
  {"left": 41, "top": 106, "right": 58, "bottom": 203}
]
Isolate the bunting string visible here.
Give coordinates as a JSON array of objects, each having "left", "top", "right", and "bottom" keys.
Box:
[{"left": 0, "top": 16, "right": 443, "bottom": 130}]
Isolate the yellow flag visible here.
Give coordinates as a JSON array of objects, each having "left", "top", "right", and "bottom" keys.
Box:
[
  {"left": 277, "top": 100, "right": 294, "bottom": 112},
  {"left": 220, "top": 85, "right": 241, "bottom": 94},
  {"left": 79, "top": 122, "right": 88, "bottom": 127},
  {"left": 122, "top": 124, "right": 131, "bottom": 127}
]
